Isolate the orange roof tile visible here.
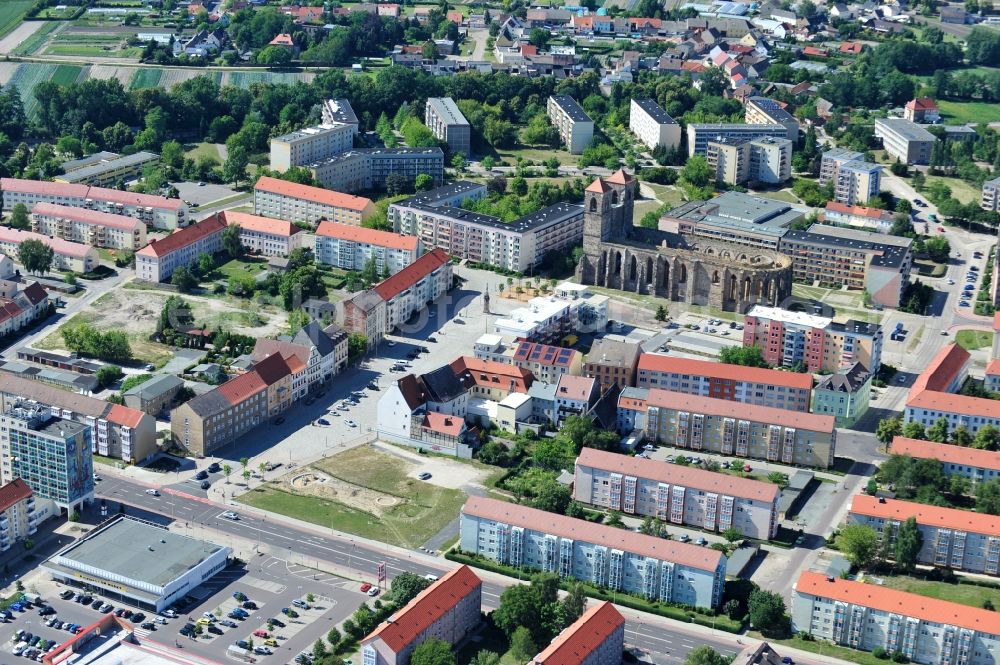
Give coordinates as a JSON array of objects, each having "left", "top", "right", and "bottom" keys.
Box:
[
  {"left": 1, "top": 177, "right": 90, "bottom": 199},
  {"left": 994, "top": 311, "right": 1000, "bottom": 333},
  {"left": 634, "top": 388, "right": 833, "bottom": 432},
  {"left": 825, "top": 201, "right": 889, "bottom": 219},
  {"left": 463, "top": 496, "right": 724, "bottom": 572},
  {"left": 910, "top": 343, "right": 969, "bottom": 394},
  {"left": 136, "top": 215, "right": 225, "bottom": 258},
  {"left": 223, "top": 211, "right": 302, "bottom": 238},
  {"left": 315, "top": 220, "right": 418, "bottom": 252},
  {"left": 32, "top": 203, "right": 144, "bottom": 232},
  {"left": 89, "top": 186, "right": 183, "bottom": 211},
  {"left": 606, "top": 169, "right": 634, "bottom": 185},
  {"left": 450, "top": 356, "right": 533, "bottom": 394},
  {"left": 372, "top": 248, "right": 450, "bottom": 302},
  {"left": 555, "top": 374, "right": 596, "bottom": 401},
  {"left": 105, "top": 404, "right": 146, "bottom": 429},
  {"left": 988, "top": 359, "right": 1000, "bottom": 377},
  {"left": 216, "top": 370, "right": 267, "bottom": 406},
  {"left": 795, "top": 571, "right": 1000, "bottom": 634},
  {"left": 422, "top": 411, "right": 465, "bottom": 437},
  {"left": 889, "top": 436, "right": 1000, "bottom": 473},
  {"left": 637, "top": 354, "right": 814, "bottom": 390},
  {"left": 851, "top": 494, "right": 1000, "bottom": 537},
  {"left": 905, "top": 97, "right": 938, "bottom": 111},
  {"left": 529, "top": 601, "right": 624, "bottom": 665},
  {"left": 255, "top": 176, "right": 373, "bottom": 212},
  {"left": 907, "top": 389, "right": 1000, "bottom": 419},
  {"left": 0, "top": 479, "right": 32, "bottom": 513},
  {"left": 0, "top": 226, "right": 95, "bottom": 259},
  {"left": 363, "top": 565, "right": 481, "bottom": 653},
  {"left": 585, "top": 178, "right": 611, "bottom": 194}
]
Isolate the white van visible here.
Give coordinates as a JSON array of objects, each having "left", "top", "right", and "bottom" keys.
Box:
[
  {"left": 12, "top": 641, "right": 27, "bottom": 656},
  {"left": 154, "top": 617, "right": 168, "bottom": 625}
]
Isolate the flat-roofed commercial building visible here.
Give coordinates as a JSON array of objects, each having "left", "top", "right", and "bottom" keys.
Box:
[
  {"left": 874, "top": 118, "right": 936, "bottom": 165},
  {"left": 618, "top": 387, "right": 836, "bottom": 468},
  {"left": 629, "top": 98, "right": 681, "bottom": 152},
  {"left": 658, "top": 191, "right": 804, "bottom": 251},
  {"left": 55, "top": 151, "right": 160, "bottom": 187},
  {"left": 686, "top": 123, "right": 789, "bottom": 157},
  {"left": 30, "top": 203, "right": 146, "bottom": 250},
  {"left": 135, "top": 215, "right": 226, "bottom": 282},
  {"left": 743, "top": 305, "right": 883, "bottom": 373},
  {"left": 315, "top": 220, "right": 421, "bottom": 274},
  {"left": 308, "top": 148, "right": 445, "bottom": 194},
  {"left": 269, "top": 123, "right": 357, "bottom": 172},
  {"left": 547, "top": 95, "right": 594, "bottom": 154},
  {"left": 460, "top": 496, "right": 726, "bottom": 609},
  {"left": 0, "top": 226, "right": 99, "bottom": 274},
  {"left": 575, "top": 448, "right": 780, "bottom": 538},
  {"left": 221, "top": 210, "right": 304, "bottom": 257},
  {"left": 889, "top": 436, "right": 1000, "bottom": 486},
  {"left": 982, "top": 175, "right": 1000, "bottom": 212},
  {"left": 361, "top": 566, "right": 482, "bottom": 665},
  {"left": 745, "top": 97, "right": 799, "bottom": 141},
  {"left": 636, "top": 353, "right": 814, "bottom": 412},
  {"left": 529, "top": 601, "right": 625, "bottom": 665},
  {"left": 819, "top": 149, "right": 882, "bottom": 206},
  {"left": 425, "top": 97, "right": 471, "bottom": 157},
  {"left": 43, "top": 516, "right": 230, "bottom": 612},
  {"left": 849, "top": 495, "right": 1000, "bottom": 576},
  {"left": 254, "top": 176, "right": 374, "bottom": 226},
  {"left": 791, "top": 571, "right": 1000, "bottom": 665}
]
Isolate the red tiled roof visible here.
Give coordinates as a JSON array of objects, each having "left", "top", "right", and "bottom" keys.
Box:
[
  {"left": 422, "top": 411, "right": 465, "bottom": 437},
  {"left": 135, "top": 215, "right": 225, "bottom": 258},
  {"left": 795, "top": 571, "right": 1000, "bottom": 633},
  {"left": 606, "top": 169, "right": 633, "bottom": 185},
  {"left": 0, "top": 479, "right": 32, "bottom": 513},
  {"left": 252, "top": 351, "right": 293, "bottom": 386},
  {"left": 851, "top": 494, "right": 1000, "bottom": 538},
  {"left": 105, "top": 404, "right": 146, "bottom": 429},
  {"left": 839, "top": 42, "right": 863, "bottom": 54},
  {"left": 521, "top": 44, "right": 538, "bottom": 56},
  {"left": 907, "top": 389, "right": 1000, "bottom": 419},
  {"left": 0, "top": 300, "right": 23, "bottom": 325},
  {"left": 223, "top": 211, "right": 301, "bottom": 238},
  {"left": 446, "top": 10, "right": 463, "bottom": 22},
  {"left": 89, "top": 186, "right": 183, "bottom": 211},
  {"left": 0, "top": 227, "right": 95, "bottom": 259},
  {"left": 363, "top": 565, "right": 481, "bottom": 653},
  {"left": 19, "top": 282, "right": 48, "bottom": 307},
  {"left": 905, "top": 97, "right": 938, "bottom": 111},
  {"left": 889, "top": 436, "right": 1000, "bottom": 473},
  {"left": 255, "top": 176, "right": 374, "bottom": 212},
  {"left": 585, "top": 178, "right": 611, "bottom": 194},
  {"left": 529, "top": 601, "right": 624, "bottom": 664},
  {"left": 825, "top": 201, "right": 889, "bottom": 220},
  {"left": 909, "top": 343, "right": 969, "bottom": 394},
  {"left": 802, "top": 46, "right": 828, "bottom": 57},
  {"left": 396, "top": 374, "right": 424, "bottom": 410},
  {"left": 578, "top": 448, "right": 780, "bottom": 502},
  {"left": 269, "top": 33, "right": 295, "bottom": 46},
  {"left": 32, "top": 203, "right": 144, "bottom": 232},
  {"left": 463, "top": 496, "right": 725, "bottom": 572},
  {"left": 216, "top": 370, "right": 267, "bottom": 406},
  {"left": 1, "top": 177, "right": 89, "bottom": 199},
  {"left": 556, "top": 374, "right": 596, "bottom": 401},
  {"left": 987, "top": 358, "right": 1000, "bottom": 377},
  {"left": 372, "top": 248, "right": 450, "bottom": 302},
  {"left": 637, "top": 354, "right": 814, "bottom": 390},
  {"left": 450, "top": 356, "right": 533, "bottom": 393},
  {"left": 315, "top": 221, "right": 418, "bottom": 251}
]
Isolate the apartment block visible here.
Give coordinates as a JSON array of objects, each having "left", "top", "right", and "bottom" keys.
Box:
[
  {"left": 135, "top": 215, "right": 226, "bottom": 282},
  {"left": 511, "top": 341, "right": 582, "bottom": 384},
  {"left": 585, "top": 337, "right": 642, "bottom": 389},
  {"left": 706, "top": 138, "right": 749, "bottom": 186},
  {"left": 30, "top": 203, "right": 146, "bottom": 251},
  {"left": 575, "top": 448, "right": 780, "bottom": 538},
  {"left": 308, "top": 148, "right": 445, "bottom": 194},
  {"left": 390, "top": 182, "right": 584, "bottom": 272},
  {"left": 547, "top": 95, "right": 594, "bottom": 154},
  {"left": 361, "top": 566, "right": 482, "bottom": 665},
  {"left": 889, "top": 436, "right": 1000, "bottom": 486},
  {"left": 686, "top": 123, "right": 788, "bottom": 157},
  {"left": 529, "top": 602, "right": 625, "bottom": 665},
  {"left": 343, "top": 291, "right": 387, "bottom": 349},
  {"left": 743, "top": 305, "right": 883, "bottom": 373},
  {"left": 811, "top": 362, "right": 872, "bottom": 428},
  {"left": 635, "top": 354, "right": 814, "bottom": 412},
  {"left": 629, "top": 98, "right": 681, "bottom": 152},
  {"left": 269, "top": 123, "right": 356, "bottom": 172},
  {"left": 0, "top": 227, "right": 99, "bottom": 274},
  {"left": 849, "top": 495, "right": 1000, "bottom": 576},
  {"left": 55, "top": 151, "right": 159, "bottom": 187},
  {"left": 659, "top": 191, "right": 803, "bottom": 251},
  {"left": 905, "top": 344, "right": 1000, "bottom": 435},
  {"left": 792, "top": 572, "right": 1000, "bottom": 665},
  {"left": 493, "top": 285, "right": 608, "bottom": 344},
  {"left": 315, "top": 221, "right": 420, "bottom": 275},
  {"left": 460, "top": 496, "right": 727, "bottom": 609},
  {"left": 706, "top": 136, "right": 792, "bottom": 186},
  {"left": 618, "top": 387, "right": 836, "bottom": 468},
  {"left": 0, "top": 479, "right": 39, "bottom": 552},
  {"left": 253, "top": 176, "right": 374, "bottom": 226},
  {"left": 982, "top": 175, "right": 1000, "bottom": 212},
  {"left": 819, "top": 149, "right": 882, "bottom": 206},
  {"left": 425, "top": 97, "right": 471, "bottom": 157},
  {"left": 745, "top": 97, "right": 799, "bottom": 141},
  {"left": 778, "top": 225, "right": 912, "bottom": 308},
  {"left": 220, "top": 210, "right": 304, "bottom": 257},
  {"left": 321, "top": 98, "right": 359, "bottom": 128},
  {"left": 874, "top": 118, "right": 936, "bottom": 165}
]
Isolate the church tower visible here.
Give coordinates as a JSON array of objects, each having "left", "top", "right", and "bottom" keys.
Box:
[{"left": 582, "top": 169, "right": 636, "bottom": 257}]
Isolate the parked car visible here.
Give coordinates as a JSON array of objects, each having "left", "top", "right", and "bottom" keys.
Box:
[
  {"left": 208, "top": 462, "right": 221, "bottom": 473},
  {"left": 194, "top": 470, "right": 208, "bottom": 481},
  {"left": 222, "top": 511, "right": 239, "bottom": 521},
  {"left": 233, "top": 592, "right": 248, "bottom": 602},
  {"left": 367, "top": 587, "right": 379, "bottom": 597},
  {"left": 219, "top": 619, "right": 237, "bottom": 628},
  {"left": 59, "top": 590, "right": 73, "bottom": 600},
  {"left": 207, "top": 625, "right": 223, "bottom": 635},
  {"left": 269, "top": 618, "right": 285, "bottom": 628},
  {"left": 141, "top": 622, "right": 156, "bottom": 630},
  {"left": 200, "top": 480, "right": 210, "bottom": 490},
  {"left": 242, "top": 601, "right": 257, "bottom": 610},
  {"left": 360, "top": 583, "right": 371, "bottom": 593},
  {"left": 291, "top": 599, "right": 310, "bottom": 610},
  {"left": 417, "top": 472, "right": 432, "bottom": 480}
]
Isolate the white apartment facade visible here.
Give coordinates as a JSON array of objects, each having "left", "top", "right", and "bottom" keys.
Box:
[
  {"left": 686, "top": 123, "right": 788, "bottom": 157},
  {"left": 629, "top": 98, "right": 681, "bottom": 152},
  {"left": 30, "top": 203, "right": 147, "bottom": 250},
  {"left": 0, "top": 227, "right": 99, "bottom": 274},
  {"left": 547, "top": 95, "right": 594, "bottom": 154},
  {"left": 874, "top": 118, "right": 936, "bottom": 165},
  {"left": 269, "top": 123, "right": 356, "bottom": 172},
  {"left": 135, "top": 215, "right": 226, "bottom": 282},
  {"left": 982, "top": 176, "right": 1000, "bottom": 212},
  {"left": 222, "top": 211, "right": 304, "bottom": 257},
  {"left": 253, "top": 176, "right": 374, "bottom": 226},
  {"left": 889, "top": 436, "right": 1000, "bottom": 486},
  {"left": 314, "top": 220, "right": 420, "bottom": 274},
  {"left": 819, "top": 149, "right": 882, "bottom": 206},
  {"left": 372, "top": 248, "right": 452, "bottom": 332}
]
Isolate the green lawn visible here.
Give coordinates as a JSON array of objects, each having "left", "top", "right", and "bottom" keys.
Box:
[
  {"left": 956, "top": 329, "right": 993, "bottom": 351},
  {"left": 937, "top": 100, "right": 1000, "bottom": 125},
  {"left": 0, "top": 1, "right": 33, "bottom": 39},
  {"left": 913, "top": 259, "right": 947, "bottom": 278},
  {"left": 759, "top": 189, "right": 801, "bottom": 204},
  {"left": 454, "top": 625, "right": 519, "bottom": 665},
  {"left": 185, "top": 142, "right": 222, "bottom": 162},
  {"left": 880, "top": 575, "right": 999, "bottom": 609},
  {"left": 495, "top": 145, "right": 579, "bottom": 167},
  {"left": 212, "top": 257, "right": 268, "bottom": 283},
  {"left": 924, "top": 175, "right": 981, "bottom": 205},
  {"left": 644, "top": 182, "right": 686, "bottom": 208}
]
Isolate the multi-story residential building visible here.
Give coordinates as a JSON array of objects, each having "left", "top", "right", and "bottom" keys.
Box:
[
  {"left": 308, "top": 148, "right": 445, "bottom": 194},
  {"left": 391, "top": 182, "right": 583, "bottom": 273},
  {"left": 269, "top": 123, "right": 357, "bottom": 172},
  {"left": 585, "top": 337, "right": 642, "bottom": 389},
  {"left": 0, "top": 227, "right": 99, "bottom": 274},
  {"left": 706, "top": 137, "right": 792, "bottom": 185},
  {"left": 135, "top": 215, "right": 226, "bottom": 282},
  {"left": 321, "top": 98, "right": 359, "bottom": 130},
  {"left": 425, "top": 97, "right": 471, "bottom": 157},
  {"left": 791, "top": 571, "right": 1000, "bottom": 665},
  {"left": 547, "top": 95, "right": 594, "bottom": 154},
  {"left": 253, "top": 176, "right": 375, "bottom": 226},
  {"left": 822, "top": 202, "right": 894, "bottom": 233},
  {"left": 361, "top": 565, "right": 482, "bottom": 665},
  {"left": 636, "top": 354, "right": 814, "bottom": 412},
  {"left": 0, "top": 282, "right": 49, "bottom": 339},
  {"left": 849, "top": 494, "right": 1000, "bottom": 576},
  {"left": 222, "top": 211, "right": 304, "bottom": 257},
  {"left": 314, "top": 221, "right": 420, "bottom": 275},
  {"left": 0, "top": 373, "right": 155, "bottom": 463},
  {"left": 31, "top": 203, "right": 146, "bottom": 250},
  {"left": 460, "top": 496, "right": 727, "bottom": 609},
  {"left": 629, "top": 98, "right": 681, "bottom": 152},
  {"left": 745, "top": 97, "right": 799, "bottom": 141},
  {"left": 618, "top": 387, "right": 836, "bottom": 468},
  {"left": 0, "top": 402, "right": 93, "bottom": 515},
  {"left": 811, "top": 362, "right": 872, "bottom": 427},
  {"left": 903, "top": 97, "right": 940, "bottom": 123},
  {"left": 906, "top": 344, "right": 1000, "bottom": 435},
  {"left": 889, "top": 436, "right": 1000, "bottom": 486},
  {"left": 251, "top": 339, "right": 312, "bottom": 402},
  {"left": 54, "top": 151, "right": 159, "bottom": 187},
  {"left": 982, "top": 175, "right": 1000, "bottom": 212},
  {"left": 511, "top": 341, "right": 582, "bottom": 384},
  {"left": 706, "top": 138, "right": 750, "bottom": 186},
  {"left": 0, "top": 479, "right": 40, "bottom": 552},
  {"left": 686, "top": 123, "right": 788, "bottom": 157},
  {"left": 554, "top": 374, "right": 598, "bottom": 426},
  {"left": 529, "top": 601, "right": 625, "bottom": 665},
  {"left": 874, "top": 118, "right": 936, "bottom": 165},
  {"left": 575, "top": 448, "right": 779, "bottom": 538},
  {"left": 778, "top": 226, "right": 913, "bottom": 308},
  {"left": 819, "top": 149, "right": 883, "bottom": 206},
  {"left": 743, "top": 305, "right": 883, "bottom": 373},
  {"left": 343, "top": 291, "right": 387, "bottom": 349},
  {"left": 292, "top": 321, "right": 349, "bottom": 380},
  {"left": 170, "top": 352, "right": 293, "bottom": 456}
]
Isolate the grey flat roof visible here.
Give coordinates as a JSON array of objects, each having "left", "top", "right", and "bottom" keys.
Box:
[
  {"left": 747, "top": 96, "right": 795, "bottom": 123},
  {"left": 400, "top": 200, "right": 582, "bottom": 234},
  {"left": 427, "top": 97, "right": 469, "bottom": 127},
  {"left": 875, "top": 118, "right": 937, "bottom": 142},
  {"left": 822, "top": 147, "right": 864, "bottom": 162},
  {"left": 62, "top": 151, "right": 120, "bottom": 172},
  {"left": 58, "top": 152, "right": 159, "bottom": 183},
  {"left": 632, "top": 98, "right": 677, "bottom": 125},
  {"left": 53, "top": 517, "right": 225, "bottom": 588},
  {"left": 689, "top": 122, "right": 787, "bottom": 132},
  {"left": 403, "top": 181, "right": 486, "bottom": 206},
  {"left": 782, "top": 228, "right": 910, "bottom": 268},
  {"left": 806, "top": 223, "right": 913, "bottom": 248},
  {"left": 549, "top": 95, "right": 593, "bottom": 123},
  {"left": 274, "top": 123, "right": 351, "bottom": 143},
  {"left": 324, "top": 98, "right": 358, "bottom": 125},
  {"left": 38, "top": 416, "right": 88, "bottom": 438},
  {"left": 123, "top": 374, "right": 183, "bottom": 398}
]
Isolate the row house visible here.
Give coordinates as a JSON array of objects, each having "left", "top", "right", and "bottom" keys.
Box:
[{"left": 0, "top": 282, "right": 49, "bottom": 339}]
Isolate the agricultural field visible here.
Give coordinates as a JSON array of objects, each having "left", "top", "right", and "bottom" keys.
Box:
[
  {"left": 9, "top": 63, "right": 59, "bottom": 116},
  {"left": 129, "top": 67, "right": 162, "bottom": 89},
  {"left": 50, "top": 64, "right": 83, "bottom": 86},
  {"left": 44, "top": 31, "right": 139, "bottom": 57},
  {"left": 87, "top": 64, "right": 134, "bottom": 86},
  {"left": 0, "top": 1, "right": 33, "bottom": 40},
  {"left": 9, "top": 20, "right": 60, "bottom": 56},
  {"left": 222, "top": 70, "right": 316, "bottom": 86}
]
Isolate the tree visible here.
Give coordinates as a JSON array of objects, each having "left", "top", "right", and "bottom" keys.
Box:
[
  {"left": 95, "top": 365, "right": 123, "bottom": 388},
  {"left": 951, "top": 425, "right": 972, "bottom": 447},
  {"left": 312, "top": 639, "right": 327, "bottom": 660},
  {"left": 836, "top": 523, "right": 879, "bottom": 568},
  {"left": 222, "top": 223, "right": 243, "bottom": 258},
  {"left": 7, "top": 203, "right": 29, "bottom": 230},
  {"left": 493, "top": 585, "right": 539, "bottom": 636},
  {"left": 482, "top": 156, "right": 495, "bottom": 171},
  {"left": 895, "top": 516, "right": 923, "bottom": 571},
  {"left": 973, "top": 424, "right": 1000, "bottom": 450},
  {"left": 949, "top": 475, "right": 969, "bottom": 497},
  {"left": 529, "top": 27, "right": 551, "bottom": 48},
  {"left": 927, "top": 416, "right": 950, "bottom": 443},
  {"left": 197, "top": 252, "right": 215, "bottom": 276},
  {"left": 747, "top": 588, "right": 786, "bottom": 635},
  {"left": 171, "top": 266, "right": 197, "bottom": 292},
  {"left": 977, "top": 479, "right": 1000, "bottom": 515},
  {"left": 923, "top": 235, "right": 951, "bottom": 263},
  {"left": 876, "top": 417, "right": 903, "bottom": 447},
  {"left": 902, "top": 421, "right": 926, "bottom": 440},
  {"left": 685, "top": 646, "right": 730, "bottom": 665},
  {"left": 223, "top": 464, "right": 232, "bottom": 483},
  {"left": 257, "top": 44, "right": 293, "bottom": 67},
  {"left": 655, "top": 305, "right": 668, "bottom": 321},
  {"left": 414, "top": 173, "right": 434, "bottom": 191},
  {"left": 326, "top": 627, "right": 340, "bottom": 650},
  {"left": 681, "top": 154, "right": 713, "bottom": 188},
  {"left": 386, "top": 172, "right": 410, "bottom": 196},
  {"left": 421, "top": 41, "right": 439, "bottom": 60},
  {"left": 410, "top": 638, "right": 455, "bottom": 665},
  {"left": 722, "top": 527, "right": 743, "bottom": 543},
  {"left": 470, "top": 652, "right": 501, "bottom": 665},
  {"left": 719, "top": 346, "right": 770, "bottom": 368},
  {"left": 388, "top": 572, "right": 431, "bottom": 606},
  {"left": 223, "top": 145, "right": 249, "bottom": 186},
  {"left": 509, "top": 627, "right": 536, "bottom": 663},
  {"left": 486, "top": 175, "right": 507, "bottom": 195},
  {"left": 348, "top": 333, "right": 368, "bottom": 362},
  {"left": 17, "top": 239, "right": 54, "bottom": 275},
  {"left": 560, "top": 583, "right": 586, "bottom": 626}
]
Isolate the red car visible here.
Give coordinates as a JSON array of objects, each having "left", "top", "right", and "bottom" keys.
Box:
[
  {"left": 360, "top": 583, "right": 371, "bottom": 593},
  {"left": 938, "top": 226, "right": 945, "bottom": 233},
  {"left": 743, "top": 464, "right": 752, "bottom": 472}
]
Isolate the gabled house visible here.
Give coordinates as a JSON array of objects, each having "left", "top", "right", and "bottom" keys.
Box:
[{"left": 183, "top": 27, "right": 226, "bottom": 57}]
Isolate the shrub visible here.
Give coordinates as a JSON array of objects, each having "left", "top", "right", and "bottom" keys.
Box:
[{"left": 873, "top": 647, "right": 888, "bottom": 659}]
